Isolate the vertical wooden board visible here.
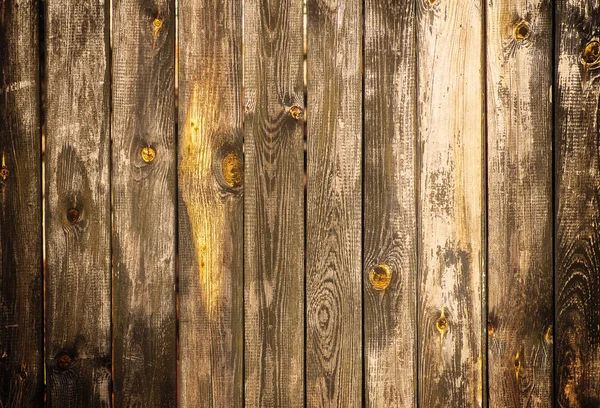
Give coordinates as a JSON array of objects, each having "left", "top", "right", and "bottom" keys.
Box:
[
  {"left": 243, "top": 0, "right": 305, "bottom": 406},
  {"left": 416, "top": 0, "right": 484, "bottom": 405},
  {"left": 45, "top": 0, "right": 112, "bottom": 406},
  {"left": 178, "top": 0, "right": 243, "bottom": 406},
  {"left": 555, "top": 0, "right": 600, "bottom": 405},
  {"left": 486, "top": 0, "right": 553, "bottom": 405},
  {"left": 111, "top": 0, "right": 176, "bottom": 406},
  {"left": 306, "top": 0, "right": 362, "bottom": 406},
  {"left": 0, "top": 1, "right": 44, "bottom": 406},
  {"left": 363, "top": 0, "right": 417, "bottom": 406}
]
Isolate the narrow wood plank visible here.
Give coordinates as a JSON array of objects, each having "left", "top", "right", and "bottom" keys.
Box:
[
  {"left": 0, "top": 1, "right": 44, "bottom": 406},
  {"left": 111, "top": 0, "right": 177, "bottom": 406},
  {"left": 178, "top": 1, "right": 243, "bottom": 406},
  {"left": 243, "top": 0, "right": 305, "bottom": 406},
  {"left": 416, "top": 0, "right": 484, "bottom": 405},
  {"left": 555, "top": 0, "right": 600, "bottom": 405},
  {"left": 45, "top": 0, "right": 112, "bottom": 406},
  {"left": 306, "top": 0, "right": 362, "bottom": 406},
  {"left": 486, "top": 0, "right": 553, "bottom": 405},
  {"left": 363, "top": 0, "right": 417, "bottom": 406}
]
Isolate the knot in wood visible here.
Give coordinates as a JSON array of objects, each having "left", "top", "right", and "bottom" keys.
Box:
[
  {"left": 67, "top": 208, "right": 80, "bottom": 225},
  {"left": 582, "top": 40, "right": 600, "bottom": 65},
  {"left": 57, "top": 355, "right": 72, "bottom": 369},
  {"left": 369, "top": 264, "right": 391, "bottom": 290},
  {"left": 0, "top": 166, "right": 8, "bottom": 180},
  {"left": 289, "top": 105, "right": 303, "bottom": 120},
  {"left": 513, "top": 21, "right": 530, "bottom": 41},
  {"left": 436, "top": 315, "right": 448, "bottom": 334},
  {"left": 141, "top": 146, "right": 156, "bottom": 162},
  {"left": 222, "top": 153, "right": 243, "bottom": 188}
]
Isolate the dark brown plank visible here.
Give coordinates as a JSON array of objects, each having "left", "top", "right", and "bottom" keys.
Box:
[
  {"left": 363, "top": 0, "right": 417, "bottom": 406},
  {"left": 416, "top": 0, "right": 485, "bottom": 405},
  {"left": 243, "top": 0, "right": 305, "bottom": 406},
  {"left": 555, "top": 0, "right": 600, "bottom": 405},
  {"left": 486, "top": 0, "right": 554, "bottom": 405},
  {"left": 178, "top": 0, "right": 243, "bottom": 406},
  {"left": 0, "top": 1, "right": 44, "bottom": 406},
  {"left": 111, "top": 0, "right": 177, "bottom": 406},
  {"left": 45, "top": 0, "right": 112, "bottom": 406},
  {"left": 306, "top": 0, "right": 362, "bottom": 406}
]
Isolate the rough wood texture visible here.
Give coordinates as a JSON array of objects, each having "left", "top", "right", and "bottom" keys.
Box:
[
  {"left": 306, "top": 0, "right": 362, "bottom": 406},
  {"left": 112, "top": 0, "right": 177, "bottom": 406},
  {"left": 178, "top": 0, "right": 243, "bottom": 406},
  {"left": 416, "top": 0, "right": 484, "bottom": 405},
  {"left": 363, "top": 0, "right": 417, "bottom": 406},
  {"left": 486, "top": 0, "right": 554, "bottom": 405},
  {"left": 243, "top": 0, "right": 305, "bottom": 406},
  {"left": 44, "top": 0, "right": 112, "bottom": 406},
  {"left": 0, "top": 1, "right": 44, "bottom": 406},
  {"left": 555, "top": 0, "right": 600, "bottom": 405}
]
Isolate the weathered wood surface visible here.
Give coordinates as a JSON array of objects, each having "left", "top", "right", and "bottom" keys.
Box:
[
  {"left": 363, "top": 0, "right": 417, "bottom": 406},
  {"left": 0, "top": 1, "right": 44, "bottom": 406},
  {"left": 486, "top": 0, "right": 554, "bottom": 405},
  {"left": 306, "top": 0, "right": 362, "bottom": 406},
  {"left": 243, "top": 0, "right": 305, "bottom": 406},
  {"left": 112, "top": 0, "right": 177, "bottom": 406},
  {"left": 555, "top": 0, "right": 600, "bottom": 405},
  {"left": 45, "top": 0, "right": 112, "bottom": 406},
  {"left": 416, "top": 0, "right": 484, "bottom": 405},
  {"left": 178, "top": 0, "right": 243, "bottom": 406}
]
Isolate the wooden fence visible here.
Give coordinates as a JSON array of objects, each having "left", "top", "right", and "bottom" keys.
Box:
[{"left": 1, "top": 0, "right": 599, "bottom": 406}]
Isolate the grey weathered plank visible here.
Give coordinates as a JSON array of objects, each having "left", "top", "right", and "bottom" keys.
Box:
[
  {"left": 178, "top": 0, "right": 243, "bottom": 406},
  {"left": 243, "top": 0, "right": 305, "bottom": 406},
  {"left": 363, "top": 0, "right": 417, "bottom": 406},
  {"left": 486, "top": 0, "right": 553, "bottom": 405},
  {"left": 306, "top": 0, "right": 362, "bottom": 406},
  {"left": 45, "top": 0, "right": 112, "bottom": 406},
  {"left": 416, "top": 0, "right": 484, "bottom": 405},
  {"left": 111, "top": 0, "right": 177, "bottom": 406},
  {"left": 555, "top": 0, "right": 600, "bottom": 405},
  {"left": 0, "top": 1, "right": 44, "bottom": 406}
]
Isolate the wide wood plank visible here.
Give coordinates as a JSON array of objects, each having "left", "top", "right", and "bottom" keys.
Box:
[
  {"left": 0, "top": 1, "right": 44, "bottom": 406},
  {"left": 178, "top": 1, "right": 243, "bottom": 406},
  {"left": 111, "top": 0, "right": 177, "bottom": 406},
  {"left": 555, "top": 0, "right": 600, "bottom": 404},
  {"left": 363, "top": 0, "right": 417, "bottom": 406},
  {"left": 416, "top": 0, "right": 485, "bottom": 405},
  {"left": 243, "top": 0, "right": 305, "bottom": 406},
  {"left": 45, "top": 0, "right": 112, "bottom": 406},
  {"left": 486, "top": 0, "right": 553, "bottom": 405},
  {"left": 306, "top": 0, "right": 362, "bottom": 406}
]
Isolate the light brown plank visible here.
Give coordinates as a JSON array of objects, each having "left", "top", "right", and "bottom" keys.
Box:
[
  {"left": 45, "top": 0, "right": 112, "bottom": 406},
  {"left": 306, "top": 0, "right": 362, "bottom": 406},
  {"left": 111, "top": 0, "right": 177, "bottom": 405},
  {"left": 243, "top": 0, "right": 305, "bottom": 406},
  {"left": 416, "top": 0, "right": 485, "bottom": 404},
  {"left": 178, "top": 0, "right": 243, "bottom": 406},
  {"left": 363, "top": 0, "right": 417, "bottom": 406},
  {"left": 486, "top": 0, "right": 553, "bottom": 405}
]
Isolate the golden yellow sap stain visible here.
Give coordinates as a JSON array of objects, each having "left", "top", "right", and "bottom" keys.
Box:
[
  {"left": 369, "top": 264, "right": 392, "bottom": 290},
  {"left": 222, "top": 153, "right": 243, "bottom": 188},
  {"left": 179, "top": 78, "right": 225, "bottom": 315},
  {"left": 0, "top": 153, "right": 8, "bottom": 180},
  {"left": 514, "top": 351, "right": 521, "bottom": 381}
]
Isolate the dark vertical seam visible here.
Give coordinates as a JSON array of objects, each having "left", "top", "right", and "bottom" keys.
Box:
[
  {"left": 361, "top": 0, "right": 366, "bottom": 405},
  {"left": 551, "top": 0, "right": 557, "bottom": 404},
  {"left": 481, "top": 0, "right": 489, "bottom": 405},
  {"left": 174, "top": 0, "right": 180, "bottom": 405},
  {"left": 413, "top": 0, "right": 420, "bottom": 404}
]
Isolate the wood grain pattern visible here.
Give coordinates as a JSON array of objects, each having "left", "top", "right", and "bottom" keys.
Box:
[
  {"left": 363, "top": 0, "right": 417, "bottom": 406},
  {"left": 111, "top": 0, "right": 177, "bottom": 406},
  {"left": 486, "top": 0, "right": 554, "bottom": 405},
  {"left": 416, "top": 0, "right": 484, "bottom": 405},
  {"left": 178, "top": 0, "right": 243, "bottom": 406},
  {"left": 243, "top": 0, "right": 305, "bottom": 406},
  {"left": 0, "top": 1, "right": 44, "bottom": 406},
  {"left": 45, "top": 0, "right": 112, "bottom": 406},
  {"left": 555, "top": 0, "right": 600, "bottom": 405},
  {"left": 306, "top": 0, "right": 362, "bottom": 406}
]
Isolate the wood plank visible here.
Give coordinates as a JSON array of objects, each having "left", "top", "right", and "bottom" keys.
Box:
[
  {"left": 243, "top": 0, "right": 305, "bottom": 406},
  {"left": 555, "top": 0, "right": 600, "bottom": 405},
  {"left": 177, "top": 0, "right": 243, "bottom": 406},
  {"left": 44, "top": 0, "right": 112, "bottom": 406},
  {"left": 416, "top": 0, "right": 484, "bottom": 405},
  {"left": 486, "top": 0, "right": 553, "bottom": 405},
  {"left": 306, "top": 0, "right": 362, "bottom": 406},
  {"left": 363, "top": 0, "right": 417, "bottom": 406},
  {"left": 111, "top": 0, "right": 177, "bottom": 406},
  {"left": 0, "top": 1, "right": 44, "bottom": 406}
]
